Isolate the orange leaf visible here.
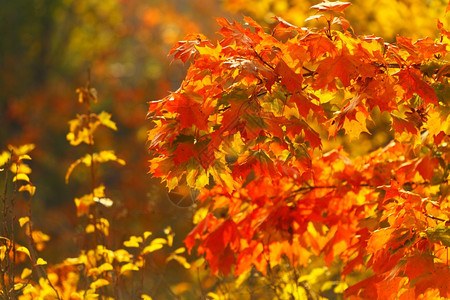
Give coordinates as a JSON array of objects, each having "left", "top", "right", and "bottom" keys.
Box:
[
  {"left": 310, "top": 1, "right": 351, "bottom": 13},
  {"left": 276, "top": 59, "right": 303, "bottom": 93}
]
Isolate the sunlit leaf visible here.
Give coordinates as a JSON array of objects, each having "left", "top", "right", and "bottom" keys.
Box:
[
  {"left": 13, "top": 173, "right": 30, "bottom": 183},
  {"left": 90, "top": 278, "right": 110, "bottom": 289},
  {"left": 0, "top": 151, "right": 11, "bottom": 168},
  {"left": 36, "top": 257, "right": 47, "bottom": 265},
  {"left": 142, "top": 238, "right": 167, "bottom": 254},
  {"left": 21, "top": 268, "right": 32, "bottom": 279},
  {"left": 19, "top": 217, "right": 30, "bottom": 227},
  {"left": 8, "top": 144, "right": 35, "bottom": 156},
  {"left": 0, "top": 245, "right": 6, "bottom": 261},
  {"left": 97, "top": 111, "right": 117, "bottom": 130},
  {"left": 19, "top": 184, "right": 36, "bottom": 196},
  {"left": 16, "top": 246, "right": 31, "bottom": 259},
  {"left": 123, "top": 236, "right": 143, "bottom": 248},
  {"left": 120, "top": 262, "right": 139, "bottom": 275}
]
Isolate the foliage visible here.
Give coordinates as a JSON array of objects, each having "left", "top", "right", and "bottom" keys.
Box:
[
  {"left": 222, "top": 0, "right": 450, "bottom": 41},
  {"left": 148, "top": 1, "right": 450, "bottom": 298},
  {"left": 0, "top": 81, "right": 191, "bottom": 299},
  {"left": 1, "top": 0, "right": 449, "bottom": 299}
]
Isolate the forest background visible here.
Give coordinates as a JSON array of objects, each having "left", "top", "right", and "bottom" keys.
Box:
[{"left": 0, "top": 0, "right": 449, "bottom": 299}]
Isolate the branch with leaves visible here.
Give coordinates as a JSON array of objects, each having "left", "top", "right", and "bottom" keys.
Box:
[{"left": 148, "top": 1, "right": 450, "bottom": 298}]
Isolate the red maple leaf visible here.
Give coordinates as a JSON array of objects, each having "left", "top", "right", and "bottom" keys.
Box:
[
  {"left": 165, "top": 93, "right": 209, "bottom": 130},
  {"left": 276, "top": 59, "right": 303, "bottom": 93},
  {"left": 396, "top": 68, "right": 438, "bottom": 105},
  {"left": 169, "top": 33, "right": 211, "bottom": 63},
  {"left": 172, "top": 143, "right": 196, "bottom": 165}
]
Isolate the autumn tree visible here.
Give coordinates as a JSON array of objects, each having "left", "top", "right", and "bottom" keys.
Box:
[{"left": 148, "top": 1, "right": 450, "bottom": 298}]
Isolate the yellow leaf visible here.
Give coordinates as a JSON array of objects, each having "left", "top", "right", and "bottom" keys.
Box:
[
  {"left": 142, "top": 238, "right": 167, "bottom": 254},
  {"left": 67, "top": 151, "right": 125, "bottom": 183},
  {"left": 8, "top": 144, "right": 35, "bottom": 156},
  {"left": 0, "top": 151, "right": 11, "bottom": 168},
  {"left": 343, "top": 111, "right": 370, "bottom": 141},
  {"left": 120, "top": 262, "right": 139, "bottom": 275},
  {"left": 143, "top": 243, "right": 163, "bottom": 254},
  {"left": 95, "top": 150, "right": 126, "bottom": 165},
  {"left": 75, "top": 194, "right": 95, "bottom": 216},
  {"left": 98, "top": 262, "right": 113, "bottom": 273},
  {"left": 143, "top": 231, "right": 152, "bottom": 240},
  {"left": 426, "top": 110, "right": 450, "bottom": 136},
  {"left": 334, "top": 282, "right": 348, "bottom": 294},
  {"left": 19, "top": 184, "right": 36, "bottom": 196},
  {"left": 90, "top": 278, "right": 110, "bottom": 289},
  {"left": 97, "top": 218, "right": 110, "bottom": 236},
  {"left": 141, "top": 294, "right": 153, "bottom": 300},
  {"left": 186, "top": 169, "right": 197, "bottom": 187},
  {"left": 13, "top": 173, "right": 30, "bottom": 183},
  {"left": 164, "top": 227, "right": 174, "bottom": 246},
  {"left": 166, "top": 176, "right": 179, "bottom": 191},
  {"left": 170, "top": 255, "right": 191, "bottom": 269},
  {"left": 19, "top": 217, "right": 30, "bottom": 227},
  {"left": 174, "top": 247, "right": 186, "bottom": 254},
  {"left": 31, "top": 230, "right": 50, "bottom": 243},
  {"left": 21, "top": 268, "right": 32, "bottom": 279},
  {"left": 18, "top": 154, "right": 32, "bottom": 161},
  {"left": 195, "top": 172, "right": 209, "bottom": 189},
  {"left": 71, "top": 289, "right": 99, "bottom": 300},
  {"left": 114, "top": 249, "right": 132, "bottom": 263},
  {"left": 97, "top": 111, "right": 117, "bottom": 130},
  {"left": 14, "top": 283, "right": 26, "bottom": 290},
  {"left": 123, "top": 236, "right": 143, "bottom": 248},
  {"left": 36, "top": 258, "right": 47, "bottom": 265},
  {"left": 206, "top": 292, "right": 220, "bottom": 300},
  {"left": 85, "top": 224, "right": 95, "bottom": 233},
  {"left": 16, "top": 246, "right": 31, "bottom": 259},
  {"left": 0, "top": 245, "right": 7, "bottom": 261},
  {"left": 10, "top": 163, "right": 31, "bottom": 174},
  {"left": 66, "top": 117, "right": 93, "bottom": 146},
  {"left": 151, "top": 237, "right": 168, "bottom": 245},
  {"left": 193, "top": 207, "right": 208, "bottom": 225}
]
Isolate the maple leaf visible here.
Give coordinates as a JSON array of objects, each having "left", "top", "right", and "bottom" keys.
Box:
[
  {"left": 413, "top": 264, "right": 450, "bottom": 297},
  {"left": 302, "top": 33, "right": 337, "bottom": 60},
  {"left": 272, "top": 16, "right": 301, "bottom": 37},
  {"left": 310, "top": 1, "right": 351, "bottom": 13},
  {"left": 216, "top": 17, "right": 262, "bottom": 48},
  {"left": 169, "top": 33, "right": 211, "bottom": 63},
  {"left": 327, "top": 94, "right": 370, "bottom": 138},
  {"left": 276, "top": 59, "right": 303, "bottom": 93},
  {"left": 416, "top": 155, "right": 439, "bottom": 181},
  {"left": 290, "top": 92, "right": 325, "bottom": 119},
  {"left": 391, "top": 115, "right": 418, "bottom": 135},
  {"left": 314, "top": 47, "right": 360, "bottom": 90},
  {"left": 332, "top": 16, "right": 351, "bottom": 32},
  {"left": 184, "top": 213, "right": 215, "bottom": 252},
  {"left": 150, "top": 15, "right": 450, "bottom": 294},
  {"left": 342, "top": 111, "right": 369, "bottom": 141},
  {"left": 203, "top": 219, "right": 240, "bottom": 275},
  {"left": 165, "top": 93, "right": 209, "bottom": 130},
  {"left": 172, "top": 143, "right": 196, "bottom": 165},
  {"left": 365, "top": 74, "right": 399, "bottom": 112},
  {"left": 396, "top": 68, "right": 438, "bottom": 105}
]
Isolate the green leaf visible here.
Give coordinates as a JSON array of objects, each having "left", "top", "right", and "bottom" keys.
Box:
[{"left": 426, "top": 224, "right": 450, "bottom": 247}]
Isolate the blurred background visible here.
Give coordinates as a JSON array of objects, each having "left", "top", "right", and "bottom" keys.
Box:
[{"left": 0, "top": 0, "right": 447, "bottom": 298}]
